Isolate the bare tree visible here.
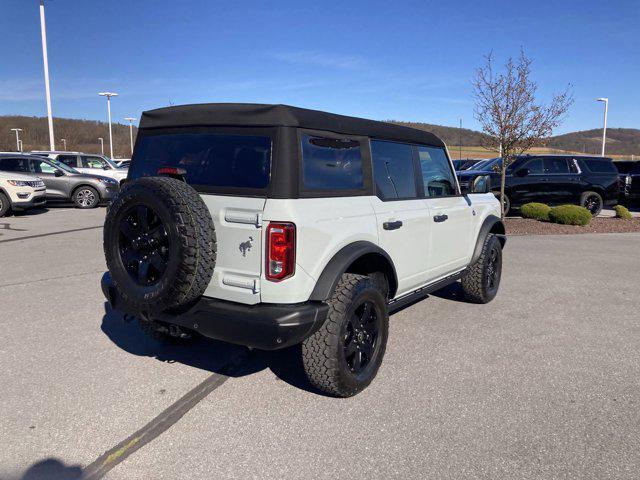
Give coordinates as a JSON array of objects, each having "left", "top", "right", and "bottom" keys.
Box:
[{"left": 472, "top": 49, "right": 574, "bottom": 217}]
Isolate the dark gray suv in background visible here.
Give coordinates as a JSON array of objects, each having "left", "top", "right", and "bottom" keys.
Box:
[{"left": 0, "top": 153, "right": 119, "bottom": 208}]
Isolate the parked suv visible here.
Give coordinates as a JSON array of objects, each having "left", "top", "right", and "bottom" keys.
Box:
[
  {"left": 0, "top": 154, "right": 119, "bottom": 208},
  {"left": 623, "top": 161, "right": 640, "bottom": 202},
  {"left": 0, "top": 169, "right": 46, "bottom": 217},
  {"left": 32, "top": 151, "right": 128, "bottom": 185},
  {"left": 457, "top": 155, "right": 620, "bottom": 215},
  {"left": 101, "top": 103, "right": 506, "bottom": 397}
]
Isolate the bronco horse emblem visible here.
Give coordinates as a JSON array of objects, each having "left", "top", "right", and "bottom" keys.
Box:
[{"left": 239, "top": 236, "right": 254, "bottom": 257}]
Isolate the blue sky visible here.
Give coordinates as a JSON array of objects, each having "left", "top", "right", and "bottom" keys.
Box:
[{"left": 1, "top": 0, "right": 638, "bottom": 134}]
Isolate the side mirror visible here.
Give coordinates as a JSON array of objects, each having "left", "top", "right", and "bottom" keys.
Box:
[
  {"left": 102, "top": 165, "right": 110, "bottom": 170},
  {"left": 515, "top": 168, "right": 530, "bottom": 177},
  {"left": 54, "top": 169, "right": 64, "bottom": 177},
  {"left": 470, "top": 174, "right": 491, "bottom": 194}
]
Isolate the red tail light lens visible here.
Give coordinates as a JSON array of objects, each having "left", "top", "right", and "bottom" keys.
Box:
[{"left": 266, "top": 222, "right": 296, "bottom": 281}]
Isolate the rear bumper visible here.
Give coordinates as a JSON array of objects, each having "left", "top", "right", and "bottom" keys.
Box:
[{"left": 101, "top": 272, "right": 328, "bottom": 350}]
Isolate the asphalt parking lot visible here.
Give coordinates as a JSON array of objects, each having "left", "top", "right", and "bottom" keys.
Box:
[{"left": 1, "top": 207, "right": 639, "bottom": 480}]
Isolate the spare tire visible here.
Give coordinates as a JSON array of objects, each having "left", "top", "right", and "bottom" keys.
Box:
[{"left": 103, "top": 176, "right": 216, "bottom": 314}]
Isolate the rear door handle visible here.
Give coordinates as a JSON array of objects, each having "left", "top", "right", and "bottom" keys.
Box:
[
  {"left": 433, "top": 214, "right": 448, "bottom": 223},
  {"left": 383, "top": 220, "right": 403, "bottom": 230}
]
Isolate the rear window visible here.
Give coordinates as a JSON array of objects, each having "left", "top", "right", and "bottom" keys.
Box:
[
  {"left": 582, "top": 158, "right": 617, "bottom": 173},
  {"left": 301, "top": 134, "right": 363, "bottom": 190},
  {"left": 130, "top": 133, "right": 272, "bottom": 189}
]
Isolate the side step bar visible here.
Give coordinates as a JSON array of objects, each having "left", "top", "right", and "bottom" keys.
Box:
[{"left": 388, "top": 271, "right": 465, "bottom": 314}]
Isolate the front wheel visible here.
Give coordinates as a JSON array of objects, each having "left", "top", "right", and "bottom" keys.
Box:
[
  {"left": 74, "top": 186, "right": 100, "bottom": 208},
  {"left": 461, "top": 234, "right": 503, "bottom": 304},
  {"left": 0, "top": 192, "right": 10, "bottom": 217},
  {"left": 301, "top": 273, "right": 389, "bottom": 397}
]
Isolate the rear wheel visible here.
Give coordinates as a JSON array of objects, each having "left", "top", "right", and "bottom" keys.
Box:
[
  {"left": 73, "top": 186, "right": 100, "bottom": 208},
  {"left": 581, "top": 191, "right": 603, "bottom": 216},
  {"left": 0, "top": 192, "right": 10, "bottom": 217},
  {"left": 301, "top": 273, "right": 388, "bottom": 397}
]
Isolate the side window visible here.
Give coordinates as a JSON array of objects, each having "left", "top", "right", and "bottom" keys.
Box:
[
  {"left": 31, "top": 160, "right": 56, "bottom": 174},
  {"left": 417, "top": 146, "right": 457, "bottom": 197},
  {"left": 301, "top": 134, "right": 363, "bottom": 190},
  {"left": 81, "top": 156, "right": 107, "bottom": 169},
  {"left": 582, "top": 159, "right": 617, "bottom": 173},
  {"left": 523, "top": 158, "right": 544, "bottom": 174},
  {"left": 544, "top": 157, "right": 571, "bottom": 174},
  {"left": 0, "top": 158, "right": 29, "bottom": 172},
  {"left": 370, "top": 140, "right": 417, "bottom": 200},
  {"left": 57, "top": 155, "right": 78, "bottom": 167}
]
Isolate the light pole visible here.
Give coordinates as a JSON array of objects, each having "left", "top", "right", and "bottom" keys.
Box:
[
  {"left": 10, "top": 128, "right": 22, "bottom": 152},
  {"left": 124, "top": 117, "right": 136, "bottom": 155},
  {"left": 61, "top": 138, "right": 67, "bottom": 150},
  {"left": 596, "top": 97, "right": 608, "bottom": 157},
  {"left": 98, "top": 92, "right": 118, "bottom": 158},
  {"left": 18, "top": 140, "right": 23, "bottom": 152},
  {"left": 458, "top": 118, "right": 463, "bottom": 160},
  {"left": 98, "top": 137, "right": 104, "bottom": 155},
  {"left": 39, "top": 0, "right": 55, "bottom": 151}
]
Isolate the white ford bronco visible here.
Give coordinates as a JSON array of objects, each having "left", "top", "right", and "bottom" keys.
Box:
[{"left": 101, "top": 103, "right": 505, "bottom": 397}]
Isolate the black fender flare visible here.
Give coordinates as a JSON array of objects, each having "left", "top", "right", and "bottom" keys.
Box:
[
  {"left": 471, "top": 215, "right": 506, "bottom": 264},
  {"left": 309, "top": 241, "right": 398, "bottom": 301}
]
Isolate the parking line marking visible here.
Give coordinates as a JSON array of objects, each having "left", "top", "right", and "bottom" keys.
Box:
[
  {"left": 82, "top": 353, "right": 247, "bottom": 480},
  {"left": 0, "top": 225, "right": 103, "bottom": 244}
]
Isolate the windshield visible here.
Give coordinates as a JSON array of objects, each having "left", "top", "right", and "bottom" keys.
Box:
[
  {"left": 103, "top": 157, "right": 119, "bottom": 169},
  {"left": 50, "top": 159, "right": 80, "bottom": 174},
  {"left": 472, "top": 157, "right": 501, "bottom": 171}
]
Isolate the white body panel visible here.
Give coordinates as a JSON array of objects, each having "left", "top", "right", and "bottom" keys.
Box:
[
  {"left": 369, "top": 197, "right": 430, "bottom": 296},
  {"left": 200, "top": 195, "right": 266, "bottom": 305},
  {"left": 261, "top": 197, "right": 378, "bottom": 304},
  {"left": 197, "top": 192, "right": 499, "bottom": 306}
]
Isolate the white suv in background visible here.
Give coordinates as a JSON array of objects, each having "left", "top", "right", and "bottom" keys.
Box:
[
  {"left": 101, "top": 103, "right": 506, "bottom": 397},
  {"left": 32, "top": 151, "right": 128, "bottom": 185},
  {"left": 0, "top": 170, "right": 46, "bottom": 217}
]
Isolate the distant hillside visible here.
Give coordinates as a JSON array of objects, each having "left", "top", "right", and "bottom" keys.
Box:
[
  {"left": 1, "top": 115, "right": 637, "bottom": 159},
  {"left": 546, "top": 128, "right": 640, "bottom": 156},
  {"left": 391, "top": 121, "right": 639, "bottom": 158},
  {"left": 389, "top": 121, "right": 491, "bottom": 147},
  {"left": 0, "top": 116, "right": 137, "bottom": 159}
]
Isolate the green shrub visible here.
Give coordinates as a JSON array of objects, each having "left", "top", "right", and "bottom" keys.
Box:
[
  {"left": 614, "top": 205, "right": 633, "bottom": 220},
  {"left": 548, "top": 205, "right": 592, "bottom": 226},
  {"left": 521, "top": 202, "right": 551, "bottom": 221}
]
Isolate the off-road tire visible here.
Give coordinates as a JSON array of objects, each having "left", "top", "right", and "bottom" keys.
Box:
[
  {"left": 580, "top": 191, "right": 603, "bottom": 217},
  {"left": 301, "top": 273, "right": 389, "bottom": 397},
  {"left": 461, "top": 234, "right": 502, "bottom": 304},
  {"left": 0, "top": 192, "right": 10, "bottom": 217},
  {"left": 73, "top": 186, "right": 100, "bottom": 209},
  {"left": 104, "top": 176, "right": 216, "bottom": 314}
]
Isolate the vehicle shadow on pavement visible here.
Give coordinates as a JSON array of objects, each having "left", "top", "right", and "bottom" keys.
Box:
[
  {"left": 427, "top": 281, "right": 471, "bottom": 303},
  {"left": 100, "top": 303, "right": 321, "bottom": 394},
  {"left": 12, "top": 458, "right": 82, "bottom": 480}
]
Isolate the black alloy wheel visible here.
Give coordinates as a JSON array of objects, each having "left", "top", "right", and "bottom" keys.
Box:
[
  {"left": 119, "top": 204, "right": 170, "bottom": 286},
  {"left": 485, "top": 243, "right": 501, "bottom": 295},
  {"left": 342, "top": 300, "right": 381, "bottom": 375},
  {"left": 583, "top": 194, "right": 602, "bottom": 216}
]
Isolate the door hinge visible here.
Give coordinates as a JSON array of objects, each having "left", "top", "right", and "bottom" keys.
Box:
[{"left": 225, "top": 210, "right": 262, "bottom": 227}]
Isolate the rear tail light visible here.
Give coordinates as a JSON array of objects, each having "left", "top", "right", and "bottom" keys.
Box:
[{"left": 266, "top": 222, "right": 295, "bottom": 281}]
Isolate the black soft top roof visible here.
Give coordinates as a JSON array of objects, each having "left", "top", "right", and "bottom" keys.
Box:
[{"left": 139, "top": 103, "right": 445, "bottom": 147}]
